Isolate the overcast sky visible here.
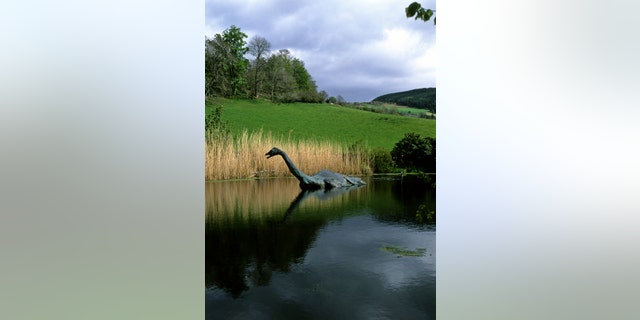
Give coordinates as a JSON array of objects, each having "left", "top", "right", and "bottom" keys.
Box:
[{"left": 205, "top": 0, "right": 436, "bottom": 102}]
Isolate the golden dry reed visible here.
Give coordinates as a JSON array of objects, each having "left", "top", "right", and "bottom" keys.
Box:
[{"left": 205, "top": 129, "right": 371, "bottom": 181}]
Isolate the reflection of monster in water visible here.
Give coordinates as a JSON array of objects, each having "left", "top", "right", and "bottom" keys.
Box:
[
  {"left": 205, "top": 185, "right": 365, "bottom": 298},
  {"left": 280, "top": 184, "right": 365, "bottom": 222}
]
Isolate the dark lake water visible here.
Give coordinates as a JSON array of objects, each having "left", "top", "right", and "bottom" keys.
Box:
[{"left": 205, "top": 175, "right": 435, "bottom": 319}]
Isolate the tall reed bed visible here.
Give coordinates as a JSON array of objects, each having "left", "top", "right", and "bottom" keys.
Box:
[{"left": 205, "top": 129, "right": 371, "bottom": 181}]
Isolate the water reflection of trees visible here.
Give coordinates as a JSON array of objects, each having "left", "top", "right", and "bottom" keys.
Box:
[
  {"left": 205, "top": 177, "right": 433, "bottom": 298},
  {"left": 205, "top": 179, "right": 366, "bottom": 298},
  {"left": 390, "top": 175, "right": 435, "bottom": 221},
  {"left": 205, "top": 212, "right": 324, "bottom": 297},
  {"left": 366, "top": 175, "right": 436, "bottom": 225}
]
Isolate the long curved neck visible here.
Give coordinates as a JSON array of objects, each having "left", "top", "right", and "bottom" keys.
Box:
[{"left": 278, "top": 151, "right": 313, "bottom": 184}]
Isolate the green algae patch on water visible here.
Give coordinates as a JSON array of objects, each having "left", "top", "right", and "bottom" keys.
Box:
[{"left": 380, "top": 245, "right": 427, "bottom": 257}]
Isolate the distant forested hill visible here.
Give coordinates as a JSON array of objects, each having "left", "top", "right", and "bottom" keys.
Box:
[{"left": 372, "top": 88, "right": 436, "bottom": 113}]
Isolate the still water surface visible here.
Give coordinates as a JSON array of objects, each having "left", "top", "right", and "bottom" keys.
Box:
[{"left": 206, "top": 176, "right": 435, "bottom": 319}]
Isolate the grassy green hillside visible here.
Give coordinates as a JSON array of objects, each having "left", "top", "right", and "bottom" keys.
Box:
[
  {"left": 373, "top": 88, "right": 436, "bottom": 113},
  {"left": 351, "top": 102, "right": 435, "bottom": 118},
  {"left": 206, "top": 98, "right": 435, "bottom": 150}
]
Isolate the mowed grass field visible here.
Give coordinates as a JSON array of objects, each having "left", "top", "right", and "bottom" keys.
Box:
[{"left": 206, "top": 98, "right": 435, "bottom": 150}]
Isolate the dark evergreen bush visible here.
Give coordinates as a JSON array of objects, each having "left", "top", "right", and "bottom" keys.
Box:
[{"left": 391, "top": 132, "right": 435, "bottom": 173}]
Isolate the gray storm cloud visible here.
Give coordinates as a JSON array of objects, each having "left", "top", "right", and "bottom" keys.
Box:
[{"left": 206, "top": 0, "right": 435, "bottom": 101}]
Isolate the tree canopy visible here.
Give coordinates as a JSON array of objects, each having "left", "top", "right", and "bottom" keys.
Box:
[
  {"left": 405, "top": 2, "right": 436, "bottom": 25},
  {"left": 206, "top": 25, "right": 324, "bottom": 103},
  {"left": 391, "top": 132, "right": 435, "bottom": 173}
]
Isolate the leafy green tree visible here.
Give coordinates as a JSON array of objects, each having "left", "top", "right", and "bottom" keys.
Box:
[
  {"left": 318, "top": 90, "right": 329, "bottom": 102},
  {"left": 405, "top": 2, "right": 436, "bottom": 25},
  {"left": 391, "top": 132, "right": 435, "bottom": 172},
  {"left": 247, "top": 36, "right": 271, "bottom": 98},
  {"left": 291, "top": 58, "right": 322, "bottom": 102},
  {"left": 262, "top": 49, "right": 322, "bottom": 102},
  {"left": 205, "top": 35, "right": 232, "bottom": 96},
  {"left": 264, "top": 49, "right": 296, "bottom": 102},
  {"left": 221, "top": 25, "right": 249, "bottom": 96},
  {"left": 205, "top": 25, "right": 249, "bottom": 97},
  {"left": 291, "top": 58, "right": 312, "bottom": 91}
]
